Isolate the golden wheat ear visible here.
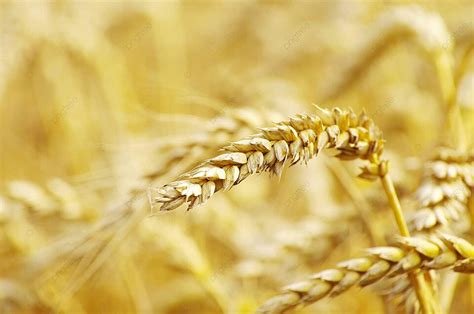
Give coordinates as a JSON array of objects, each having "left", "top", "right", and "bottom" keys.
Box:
[
  {"left": 408, "top": 147, "right": 474, "bottom": 233},
  {"left": 155, "top": 106, "right": 385, "bottom": 211},
  {"left": 257, "top": 233, "right": 474, "bottom": 314}
]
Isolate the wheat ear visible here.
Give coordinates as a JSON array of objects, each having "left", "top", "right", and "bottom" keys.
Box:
[
  {"left": 5, "top": 179, "right": 91, "bottom": 220},
  {"left": 155, "top": 105, "right": 384, "bottom": 211},
  {"left": 321, "top": 5, "right": 452, "bottom": 103},
  {"left": 257, "top": 233, "right": 473, "bottom": 314},
  {"left": 409, "top": 147, "right": 474, "bottom": 232}
]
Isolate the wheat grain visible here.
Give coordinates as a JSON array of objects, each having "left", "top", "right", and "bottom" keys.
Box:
[
  {"left": 257, "top": 233, "right": 473, "bottom": 314},
  {"left": 155, "top": 106, "right": 385, "bottom": 211}
]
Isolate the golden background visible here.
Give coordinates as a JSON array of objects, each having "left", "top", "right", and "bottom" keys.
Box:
[{"left": 0, "top": 1, "right": 473, "bottom": 313}]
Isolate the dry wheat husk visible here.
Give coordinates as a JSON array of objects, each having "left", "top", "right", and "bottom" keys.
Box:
[
  {"left": 156, "top": 106, "right": 385, "bottom": 211},
  {"left": 257, "top": 233, "right": 473, "bottom": 314}
]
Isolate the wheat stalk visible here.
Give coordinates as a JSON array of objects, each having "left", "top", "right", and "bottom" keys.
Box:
[
  {"left": 319, "top": 5, "right": 465, "bottom": 149},
  {"left": 155, "top": 105, "right": 384, "bottom": 211},
  {"left": 358, "top": 158, "right": 440, "bottom": 314},
  {"left": 257, "top": 233, "right": 473, "bottom": 314}
]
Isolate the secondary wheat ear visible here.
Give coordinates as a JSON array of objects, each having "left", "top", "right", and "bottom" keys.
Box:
[{"left": 257, "top": 233, "right": 474, "bottom": 314}]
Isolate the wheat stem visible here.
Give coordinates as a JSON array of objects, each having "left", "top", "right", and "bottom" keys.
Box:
[
  {"left": 379, "top": 172, "right": 410, "bottom": 237},
  {"left": 376, "top": 159, "right": 437, "bottom": 314}
]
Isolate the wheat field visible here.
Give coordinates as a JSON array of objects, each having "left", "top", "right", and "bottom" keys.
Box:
[{"left": 0, "top": 1, "right": 473, "bottom": 314}]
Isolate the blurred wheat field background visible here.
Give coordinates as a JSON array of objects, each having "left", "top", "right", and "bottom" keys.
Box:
[{"left": 1, "top": 1, "right": 473, "bottom": 313}]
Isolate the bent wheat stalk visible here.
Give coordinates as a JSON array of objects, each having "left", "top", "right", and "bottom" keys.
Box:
[
  {"left": 155, "top": 105, "right": 437, "bottom": 312},
  {"left": 257, "top": 233, "right": 474, "bottom": 314},
  {"left": 155, "top": 105, "right": 384, "bottom": 211}
]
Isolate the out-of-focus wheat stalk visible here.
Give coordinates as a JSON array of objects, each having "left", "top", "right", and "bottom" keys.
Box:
[
  {"left": 320, "top": 6, "right": 465, "bottom": 148},
  {"left": 320, "top": 6, "right": 453, "bottom": 103}
]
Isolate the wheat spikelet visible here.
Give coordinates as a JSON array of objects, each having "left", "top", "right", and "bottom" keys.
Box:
[
  {"left": 409, "top": 147, "right": 474, "bottom": 232},
  {"left": 237, "top": 218, "right": 353, "bottom": 284},
  {"left": 321, "top": 5, "right": 452, "bottom": 102},
  {"left": 257, "top": 233, "right": 473, "bottom": 314},
  {"left": 156, "top": 106, "right": 385, "bottom": 211}
]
